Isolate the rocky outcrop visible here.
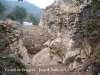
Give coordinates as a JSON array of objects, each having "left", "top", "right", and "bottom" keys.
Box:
[
  {"left": 0, "top": 19, "right": 51, "bottom": 66},
  {"left": 32, "top": 47, "right": 50, "bottom": 65},
  {"left": 0, "top": 19, "right": 30, "bottom": 65},
  {"left": 39, "top": 0, "right": 100, "bottom": 72},
  {"left": 0, "top": 19, "right": 29, "bottom": 75}
]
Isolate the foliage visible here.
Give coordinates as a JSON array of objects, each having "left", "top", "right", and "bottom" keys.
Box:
[
  {"left": 92, "top": 0, "right": 99, "bottom": 4},
  {"left": 12, "top": 6, "right": 27, "bottom": 23},
  {"left": 0, "top": 2, "right": 5, "bottom": 14},
  {"left": 92, "top": 0, "right": 100, "bottom": 13},
  {"left": 94, "top": 48, "right": 100, "bottom": 61},
  {"left": 28, "top": 13, "right": 38, "bottom": 25},
  {"left": 6, "top": 12, "right": 15, "bottom": 20},
  {"left": 6, "top": 6, "right": 27, "bottom": 23},
  {"left": 0, "top": 0, "right": 43, "bottom": 22}
]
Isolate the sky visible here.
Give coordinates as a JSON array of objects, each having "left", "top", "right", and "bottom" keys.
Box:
[{"left": 27, "top": 0, "right": 54, "bottom": 8}]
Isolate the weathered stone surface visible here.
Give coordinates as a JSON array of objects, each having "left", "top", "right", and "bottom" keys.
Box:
[
  {"left": 32, "top": 48, "right": 50, "bottom": 66},
  {"left": 43, "top": 39, "right": 52, "bottom": 47},
  {"left": 0, "top": 19, "right": 31, "bottom": 65},
  {"left": 0, "top": 19, "right": 29, "bottom": 75},
  {"left": 39, "top": 0, "right": 100, "bottom": 72}
]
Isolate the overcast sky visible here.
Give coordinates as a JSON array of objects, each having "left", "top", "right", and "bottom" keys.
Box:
[{"left": 26, "top": 0, "right": 54, "bottom": 8}]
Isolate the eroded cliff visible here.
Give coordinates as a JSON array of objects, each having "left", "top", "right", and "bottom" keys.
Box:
[{"left": 39, "top": 0, "right": 100, "bottom": 74}]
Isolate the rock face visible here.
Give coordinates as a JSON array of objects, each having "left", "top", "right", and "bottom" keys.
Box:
[
  {"left": 39, "top": 0, "right": 100, "bottom": 71},
  {"left": 32, "top": 47, "right": 50, "bottom": 65},
  {"left": 0, "top": 19, "right": 51, "bottom": 66},
  {"left": 0, "top": 19, "right": 29, "bottom": 75},
  {"left": 0, "top": 19, "right": 30, "bottom": 65}
]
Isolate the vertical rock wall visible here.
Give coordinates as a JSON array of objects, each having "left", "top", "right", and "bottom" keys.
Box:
[{"left": 39, "top": 0, "right": 100, "bottom": 70}]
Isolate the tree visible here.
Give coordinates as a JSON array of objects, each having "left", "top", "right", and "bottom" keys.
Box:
[
  {"left": 6, "top": 12, "right": 15, "bottom": 20},
  {"left": 28, "top": 13, "right": 38, "bottom": 25},
  {"left": 0, "top": 2, "right": 5, "bottom": 14},
  {"left": 12, "top": 6, "right": 27, "bottom": 23}
]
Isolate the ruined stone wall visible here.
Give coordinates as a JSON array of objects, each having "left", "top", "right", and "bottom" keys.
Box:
[
  {"left": 0, "top": 19, "right": 29, "bottom": 75},
  {"left": 39, "top": 0, "right": 100, "bottom": 71}
]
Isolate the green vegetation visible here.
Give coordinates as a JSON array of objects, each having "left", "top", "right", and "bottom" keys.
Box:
[
  {"left": 0, "top": 2, "right": 6, "bottom": 19},
  {"left": 13, "top": 6, "right": 27, "bottom": 23},
  {"left": 88, "top": 21, "right": 100, "bottom": 38},
  {"left": 6, "top": 12, "right": 15, "bottom": 20},
  {"left": 6, "top": 6, "right": 27, "bottom": 24},
  {"left": 6, "top": 6, "right": 39, "bottom": 25},
  {"left": 92, "top": 0, "right": 99, "bottom": 4},
  {"left": 92, "top": 0, "right": 100, "bottom": 13},
  {"left": 28, "top": 13, "right": 38, "bottom": 25},
  {"left": 94, "top": 48, "right": 100, "bottom": 61},
  {"left": 0, "top": 2, "right": 5, "bottom": 14},
  {"left": 0, "top": 0, "right": 43, "bottom": 25}
]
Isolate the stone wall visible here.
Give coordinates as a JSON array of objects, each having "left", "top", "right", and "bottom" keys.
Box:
[{"left": 39, "top": 0, "right": 100, "bottom": 71}]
